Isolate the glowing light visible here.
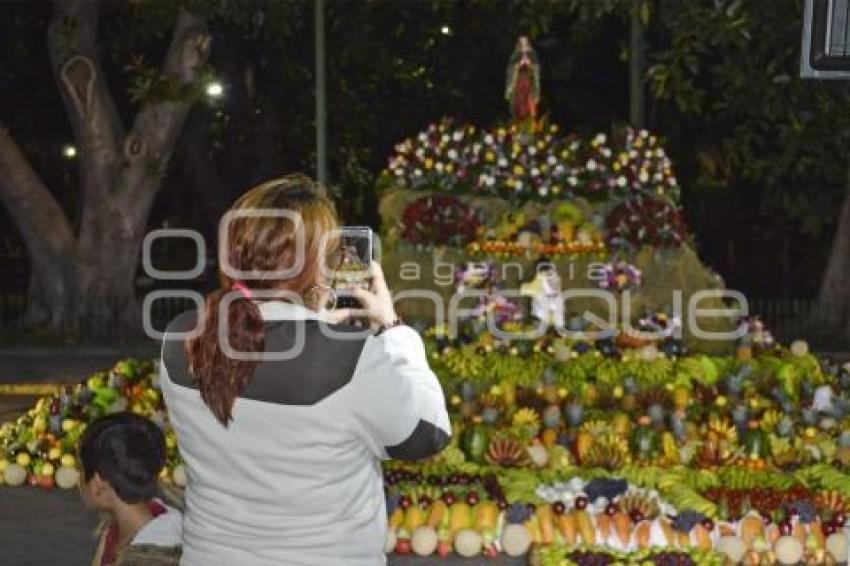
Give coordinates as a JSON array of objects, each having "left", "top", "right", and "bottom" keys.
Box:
[
  {"left": 62, "top": 145, "right": 77, "bottom": 159},
  {"left": 440, "top": 25, "right": 451, "bottom": 36},
  {"left": 205, "top": 81, "right": 224, "bottom": 98}
]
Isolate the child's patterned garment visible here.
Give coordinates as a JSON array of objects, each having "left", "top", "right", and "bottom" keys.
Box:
[{"left": 92, "top": 498, "right": 183, "bottom": 566}]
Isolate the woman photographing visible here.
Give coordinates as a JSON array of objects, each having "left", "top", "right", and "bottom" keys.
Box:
[{"left": 159, "top": 174, "right": 450, "bottom": 565}]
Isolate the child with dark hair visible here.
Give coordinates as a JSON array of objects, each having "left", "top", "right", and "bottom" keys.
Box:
[{"left": 79, "top": 412, "right": 182, "bottom": 566}]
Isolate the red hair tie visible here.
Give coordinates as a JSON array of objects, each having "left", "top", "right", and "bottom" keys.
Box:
[{"left": 231, "top": 282, "right": 254, "bottom": 300}]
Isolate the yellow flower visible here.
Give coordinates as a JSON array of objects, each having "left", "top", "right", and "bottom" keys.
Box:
[
  {"left": 513, "top": 165, "right": 524, "bottom": 175},
  {"left": 537, "top": 141, "right": 545, "bottom": 149},
  {"left": 612, "top": 162, "right": 621, "bottom": 172},
  {"left": 445, "top": 163, "right": 454, "bottom": 173},
  {"left": 485, "top": 151, "right": 495, "bottom": 162},
  {"left": 512, "top": 408, "right": 540, "bottom": 427},
  {"left": 424, "top": 158, "right": 434, "bottom": 169},
  {"left": 497, "top": 128, "right": 507, "bottom": 138}
]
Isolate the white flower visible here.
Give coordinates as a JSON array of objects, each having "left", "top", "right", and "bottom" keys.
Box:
[
  {"left": 531, "top": 167, "right": 540, "bottom": 177},
  {"left": 394, "top": 168, "right": 404, "bottom": 176},
  {"left": 568, "top": 176, "right": 578, "bottom": 186},
  {"left": 528, "top": 146, "right": 537, "bottom": 156},
  {"left": 418, "top": 132, "right": 428, "bottom": 142},
  {"left": 484, "top": 134, "right": 494, "bottom": 144},
  {"left": 447, "top": 149, "right": 458, "bottom": 160},
  {"left": 570, "top": 141, "right": 580, "bottom": 151},
  {"left": 548, "top": 155, "right": 557, "bottom": 166},
  {"left": 486, "top": 176, "right": 496, "bottom": 187},
  {"left": 441, "top": 134, "right": 450, "bottom": 143},
  {"left": 655, "top": 148, "right": 665, "bottom": 158},
  {"left": 452, "top": 131, "right": 464, "bottom": 142},
  {"left": 639, "top": 129, "right": 649, "bottom": 138},
  {"left": 415, "top": 148, "right": 425, "bottom": 159},
  {"left": 639, "top": 171, "right": 650, "bottom": 183},
  {"left": 586, "top": 159, "right": 597, "bottom": 171},
  {"left": 668, "top": 176, "right": 678, "bottom": 186},
  {"left": 601, "top": 148, "right": 612, "bottom": 158},
  {"left": 555, "top": 164, "right": 565, "bottom": 175},
  {"left": 515, "top": 181, "right": 523, "bottom": 190},
  {"left": 414, "top": 168, "right": 422, "bottom": 177},
  {"left": 629, "top": 150, "right": 638, "bottom": 159},
  {"left": 472, "top": 143, "right": 481, "bottom": 154},
  {"left": 617, "top": 176, "right": 627, "bottom": 187},
  {"left": 653, "top": 172, "right": 663, "bottom": 182},
  {"left": 593, "top": 133, "right": 607, "bottom": 145},
  {"left": 498, "top": 158, "right": 508, "bottom": 167},
  {"left": 435, "top": 162, "right": 444, "bottom": 172},
  {"left": 539, "top": 185, "right": 549, "bottom": 196}
]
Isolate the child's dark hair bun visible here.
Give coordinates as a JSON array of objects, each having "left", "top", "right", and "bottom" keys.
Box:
[{"left": 79, "top": 411, "right": 166, "bottom": 503}]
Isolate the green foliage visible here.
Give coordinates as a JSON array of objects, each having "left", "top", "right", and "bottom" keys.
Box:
[{"left": 645, "top": 0, "right": 850, "bottom": 237}]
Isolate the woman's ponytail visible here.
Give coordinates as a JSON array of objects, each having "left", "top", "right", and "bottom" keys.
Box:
[{"left": 186, "top": 287, "right": 265, "bottom": 426}]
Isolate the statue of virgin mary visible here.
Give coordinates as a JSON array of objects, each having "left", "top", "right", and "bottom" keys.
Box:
[{"left": 505, "top": 36, "right": 541, "bottom": 122}]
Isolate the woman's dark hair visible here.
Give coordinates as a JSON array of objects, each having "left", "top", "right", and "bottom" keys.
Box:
[
  {"left": 186, "top": 174, "right": 339, "bottom": 426},
  {"left": 78, "top": 412, "right": 166, "bottom": 503}
]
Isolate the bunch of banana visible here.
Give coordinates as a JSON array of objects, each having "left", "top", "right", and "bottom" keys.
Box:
[
  {"left": 443, "top": 346, "right": 485, "bottom": 380},
  {"left": 582, "top": 434, "right": 631, "bottom": 471},
  {"left": 665, "top": 485, "right": 717, "bottom": 518},
  {"left": 501, "top": 469, "right": 541, "bottom": 503}
]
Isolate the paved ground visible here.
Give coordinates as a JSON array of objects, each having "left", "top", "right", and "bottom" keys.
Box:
[
  {"left": 0, "top": 487, "right": 524, "bottom": 565},
  {"left": 0, "top": 346, "right": 160, "bottom": 384}
]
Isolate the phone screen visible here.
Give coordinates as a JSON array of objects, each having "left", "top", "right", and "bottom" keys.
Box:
[{"left": 332, "top": 227, "right": 373, "bottom": 309}]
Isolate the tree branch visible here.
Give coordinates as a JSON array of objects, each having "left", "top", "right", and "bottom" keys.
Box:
[
  {"left": 119, "top": 7, "right": 211, "bottom": 201},
  {"left": 0, "top": 127, "right": 74, "bottom": 266},
  {"left": 47, "top": 0, "right": 124, "bottom": 198}
]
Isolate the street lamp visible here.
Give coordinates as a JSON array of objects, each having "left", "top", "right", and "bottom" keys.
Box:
[
  {"left": 440, "top": 25, "right": 451, "bottom": 36},
  {"left": 205, "top": 81, "right": 224, "bottom": 99},
  {"left": 62, "top": 144, "right": 77, "bottom": 159}
]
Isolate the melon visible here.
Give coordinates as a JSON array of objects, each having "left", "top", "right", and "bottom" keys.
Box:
[
  {"left": 826, "top": 532, "right": 848, "bottom": 563},
  {"left": 716, "top": 536, "right": 746, "bottom": 564},
  {"left": 774, "top": 535, "right": 803, "bottom": 565},
  {"left": 501, "top": 523, "right": 531, "bottom": 557},
  {"left": 454, "top": 529, "right": 482, "bottom": 557},
  {"left": 789, "top": 340, "right": 809, "bottom": 357},
  {"left": 55, "top": 466, "right": 80, "bottom": 490},
  {"left": 3, "top": 463, "right": 27, "bottom": 486},
  {"left": 411, "top": 526, "right": 438, "bottom": 556}
]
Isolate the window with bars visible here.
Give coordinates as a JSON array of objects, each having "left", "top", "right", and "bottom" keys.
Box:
[{"left": 802, "top": 0, "right": 850, "bottom": 78}]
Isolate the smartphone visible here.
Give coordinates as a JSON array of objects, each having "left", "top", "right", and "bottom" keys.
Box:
[{"left": 332, "top": 226, "right": 373, "bottom": 309}]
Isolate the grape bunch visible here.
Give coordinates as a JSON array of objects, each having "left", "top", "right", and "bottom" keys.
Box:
[
  {"left": 566, "top": 550, "right": 613, "bottom": 566},
  {"left": 651, "top": 551, "right": 695, "bottom": 566},
  {"left": 505, "top": 502, "right": 533, "bottom": 524},
  {"left": 784, "top": 499, "right": 817, "bottom": 523},
  {"left": 584, "top": 478, "right": 628, "bottom": 502},
  {"left": 671, "top": 509, "right": 705, "bottom": 533}
]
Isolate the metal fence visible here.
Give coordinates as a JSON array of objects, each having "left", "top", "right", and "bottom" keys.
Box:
[
  {"left": 0, "top": 290, "right": 846, "bottom": 350},
  {"left": 0, "top": 291, "right": 200, "bottom": 345}
]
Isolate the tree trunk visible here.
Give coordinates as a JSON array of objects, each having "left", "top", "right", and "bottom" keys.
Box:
[
  {"left": 815, "top": 155, "right": 850, "bottom": 344},
  {"left": 0, "top": 1, "right": 210, "bottom": 342}
]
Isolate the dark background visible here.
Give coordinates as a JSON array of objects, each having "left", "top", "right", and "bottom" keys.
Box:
[{"left": 0, "top": 0, "right": 845, "bottom": 303}]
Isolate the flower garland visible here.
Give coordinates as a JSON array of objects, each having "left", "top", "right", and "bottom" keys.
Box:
[{"left": 384, "top": 118, "right": 681, "bottom": 205}]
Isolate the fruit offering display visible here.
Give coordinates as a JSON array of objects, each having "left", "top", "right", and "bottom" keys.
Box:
[{"left": 0, "top": 359, "right": 185, "bottom": 490}]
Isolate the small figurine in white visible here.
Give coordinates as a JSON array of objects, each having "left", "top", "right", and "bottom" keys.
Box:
[{"left": 521, "top": 262, "right": 564, "bottom": 330}]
